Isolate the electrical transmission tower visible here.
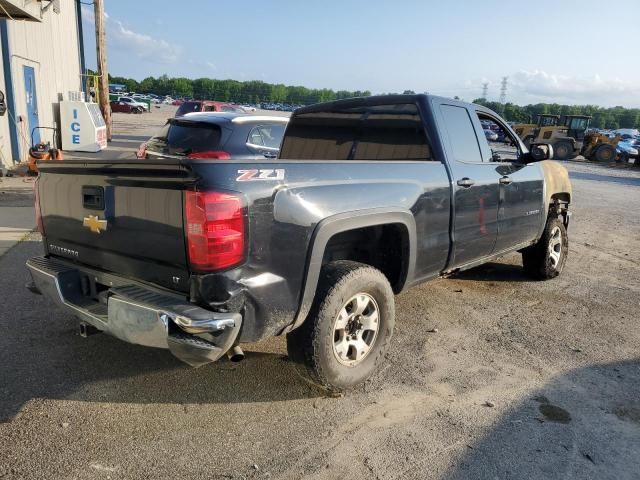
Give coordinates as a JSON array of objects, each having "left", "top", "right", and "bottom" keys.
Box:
[
  {"left": 482, "top": 82, "right": 488, "bottom": 99},
  {"left": 499, "top": 77, "right": 508, "bottom": 104}
]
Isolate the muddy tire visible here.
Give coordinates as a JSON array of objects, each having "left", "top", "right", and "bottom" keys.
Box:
[
  {"left": 594, "top": 144, "right": 616, "bottom": 163},
  {"left": 553, "top": 141, "right": 572, "bottom": 160},
  {"left": 286, "top": 260, "right": 395, "bottom": 393},
  {"left": 522, "top": 216, "right": 568, "bottom": 280}
]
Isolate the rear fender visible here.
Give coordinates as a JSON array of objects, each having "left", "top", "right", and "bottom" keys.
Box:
[{"left": 283, "top": 208, "right": 417, "bottom": 333}]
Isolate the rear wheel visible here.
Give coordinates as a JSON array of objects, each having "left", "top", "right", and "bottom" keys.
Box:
[
  {"left": 522, "top": 216, "right": 568, "bottom": 280},
  {"left": 286, "top": 261, "right": 395, "bottom": 393},
  {"left": 553, "top": 141, "right": 572, "bottom": 160},
  {"left": 594, "top": 144, "right": 616, "bottom": 162}
]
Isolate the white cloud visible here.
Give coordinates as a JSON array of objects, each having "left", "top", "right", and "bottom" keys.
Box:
[
  {"left": 487, "top": 70, "right": 640, "bottom": 107},
  {"left": 81, "top": 5, "right": 180, "bottom": 65}
]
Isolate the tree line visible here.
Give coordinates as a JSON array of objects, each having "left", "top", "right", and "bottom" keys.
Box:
[
  {"left": 473, "top": 98, "right": 639, "bottom": 130},
  {"left": 107, "top": 74, "right": 371, "bottom": 105},
  {"left": 104, "top": 73, "right": 639, "bottom": 128}
]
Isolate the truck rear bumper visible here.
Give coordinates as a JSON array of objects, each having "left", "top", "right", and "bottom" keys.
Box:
[{"left": 26, "top": 256, "right": 242, "bottom": 367}]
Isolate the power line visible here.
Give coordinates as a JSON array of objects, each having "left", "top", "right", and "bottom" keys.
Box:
[
  {"left": 499, "top": 77, "right": 508, "bottom": 104},
  {"left": 482, "top": 82, "right": 488, "bottom": 99}
]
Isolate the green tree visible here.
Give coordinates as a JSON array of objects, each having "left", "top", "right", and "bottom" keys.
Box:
[
  {"left": 139, "top": 77, "right": 156, "bottom": 93},
  {"left": 170, "top": 78, "right": 193, "bottom": 98}
]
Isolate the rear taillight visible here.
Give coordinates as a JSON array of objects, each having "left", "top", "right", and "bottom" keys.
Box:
[
  {"left": 34, "top": 178, "right": 43, "bottom": 234},
  {"left": 187, "top": 151, "right": 231, "bottom": 160},
  {"left": 185, "top": 191, "right": 245, "bottom": 271}
]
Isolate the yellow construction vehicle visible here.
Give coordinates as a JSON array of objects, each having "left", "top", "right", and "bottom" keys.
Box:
[
  {"left": 514, "top": 114, "right": 560, "bottom": 147},
  {"left": 514, "top": 115, "right": 619, "bottom": 162}
]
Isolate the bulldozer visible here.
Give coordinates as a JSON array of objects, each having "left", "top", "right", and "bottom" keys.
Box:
[{"left": 514, "top": 114, "right": 619, "bottom": 162}]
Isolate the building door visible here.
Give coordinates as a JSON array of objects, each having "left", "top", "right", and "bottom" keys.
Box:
[{"left": 23, "top": 66, "right": 40, "bottom": 144}]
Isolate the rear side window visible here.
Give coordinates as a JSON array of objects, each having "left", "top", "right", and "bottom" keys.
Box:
[
  {"left": 176, "top": 102, "right": 202, "bottom": 116},
  {"left": 146, "top": 121, "right": 222, "bottom": 157},
  {"left": 439, "top": 105, "right": 482, "bottom": 163},
  {"left": 247, "top": 124, "right": 286, "bottom": 149},
  {"left": 279, "top": 103, "right": 432, "bottom": 161},
  {"left": 221, "top": 105, "right": 245, "bottom": 113}
]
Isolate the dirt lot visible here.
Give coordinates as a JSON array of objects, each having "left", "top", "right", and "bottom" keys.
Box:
[{"left": 0, "top": 112, "right": 639, "bottom": 479}]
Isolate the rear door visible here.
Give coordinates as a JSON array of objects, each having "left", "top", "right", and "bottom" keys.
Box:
[
  {"left": 38, "top": 161, "right": 193, "bottom": 292},
  {"left": 435, "top": 101, "right": 500, "bottom": 267}
]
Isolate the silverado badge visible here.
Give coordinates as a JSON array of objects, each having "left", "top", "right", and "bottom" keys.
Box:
[{"left": 83, "top": 215, "right": 108, "bottom": 234}]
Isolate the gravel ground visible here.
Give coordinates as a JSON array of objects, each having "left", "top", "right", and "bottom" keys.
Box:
[{"left": 0, "top": 127, "right": 639, "bottom": 478}]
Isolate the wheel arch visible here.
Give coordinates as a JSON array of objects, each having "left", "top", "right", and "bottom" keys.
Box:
[{"left": 285, "top": 208, "right": 417, "bottom": 333}]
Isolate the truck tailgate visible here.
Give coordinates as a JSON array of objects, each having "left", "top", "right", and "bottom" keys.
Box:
[{"left": 37, "top": 160, "right": 194, "bottom": 293}]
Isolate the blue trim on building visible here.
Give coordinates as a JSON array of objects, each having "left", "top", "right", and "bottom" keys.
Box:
[
  {"left": 75, "top": 0, "right": 87, "bottom": 96},
  {"left": 0, "top": 19, "right": 19, "bottom": 163}
]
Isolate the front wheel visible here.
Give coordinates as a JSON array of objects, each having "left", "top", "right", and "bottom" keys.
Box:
[
  {"left": 594, "top": 144, "right": 616, "bottom": 163},
  {"left": 553, "top": 141, "right": 573, "bottom": 160},
  {"left": 286, "top": 261, "right": 395, "bottom": 393},
  {"left": 522, "top": 216, "right": 568, "bottom": 280}
]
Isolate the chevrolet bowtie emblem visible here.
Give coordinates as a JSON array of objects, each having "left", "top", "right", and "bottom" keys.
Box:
[{"left": 83, "top": 215, "right": 108, "bottom": 234}]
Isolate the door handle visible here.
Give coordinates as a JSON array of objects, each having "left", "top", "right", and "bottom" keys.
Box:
[
  {"left": 262, "top": 151, "right": 277, "bottom": 159},
  {"left": 457, "top": 178, "right": 475, "bottom": 188},
  {"left": 499, "top": 176, "right": 513, "bottom": 185}
]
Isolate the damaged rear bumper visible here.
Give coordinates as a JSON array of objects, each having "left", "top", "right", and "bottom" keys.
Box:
[{"left": 26, "top": 256, "right": 241, "bottom": 367}]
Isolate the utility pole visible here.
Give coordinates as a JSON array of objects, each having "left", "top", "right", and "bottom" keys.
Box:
[
  {"left": 481, "top": 82, "right": 488, "bottom": 100},
  {"left": 499, "top": 77, "right": 508, "bottom": 104},
  {"left": 94, "top": 0, "right": 112, "bottom": 141}
]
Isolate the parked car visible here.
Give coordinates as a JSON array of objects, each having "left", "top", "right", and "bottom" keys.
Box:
[
  {"left": 616, "top": 137, "right": 639, "bottom": 162},
  {"left": 117, "top": 96, "right": 149, "bottom": 112},
  {"left": 484, "top": 129, "right": 498, "bottom": 141},
  {"left": 136, "top": 113, "right": 288, "bottom": 160},
  {"left": 110, "top": 99, "right": 144, "bottom": 114},
  {"left": 175, "top": 101, "right": 246, "bottom": 117},
  {"left": 27, "top": 94, "right": 571, "bottom": 393}
]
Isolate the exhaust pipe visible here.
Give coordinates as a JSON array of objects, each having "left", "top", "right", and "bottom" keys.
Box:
[
  {"left": 226, "top": 345, "right": 245, "bottom": 362},
  {"left": 79, "top": 322, "right": 101, "bottom": 338}
]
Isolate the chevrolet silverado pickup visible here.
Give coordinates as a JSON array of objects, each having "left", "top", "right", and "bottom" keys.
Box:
[{"left": 27, "top": 95, "right": 572, "bottom": 392}]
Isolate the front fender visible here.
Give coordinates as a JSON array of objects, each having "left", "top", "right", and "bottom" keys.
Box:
[{"left": 540, "top": 160, "right": 572, "bottom": 205}]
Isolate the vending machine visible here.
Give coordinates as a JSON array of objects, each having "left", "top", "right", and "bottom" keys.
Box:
[{"left": 60, "top": 92, "right": 107, "bottom": 152}]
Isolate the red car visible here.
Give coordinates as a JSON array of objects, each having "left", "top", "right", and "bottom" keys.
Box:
[
  {"left": 110, "top": 100, "right": 144, "bottom": 114},
  {"left": 175, "top": 100, "right": 245, "bottom": 117}
]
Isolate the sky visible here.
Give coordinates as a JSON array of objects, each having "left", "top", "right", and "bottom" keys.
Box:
[{"left": 82, "top": 0, "right": 640, "bottom": 108}]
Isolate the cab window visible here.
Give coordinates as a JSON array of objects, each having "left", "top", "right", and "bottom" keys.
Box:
[
  {"left": 476, "top": 114, "right": 520, "bottom": 163},
  {"left": 280, "top": 103, "right": 432, "bottom": 161},
  {"left": 567, "top": 117, "right": 589, "bottom": 130}
]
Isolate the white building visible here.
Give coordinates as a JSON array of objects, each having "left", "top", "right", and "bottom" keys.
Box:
[{"left": 0, "top": 0, "right": 85, "bottom": 171}]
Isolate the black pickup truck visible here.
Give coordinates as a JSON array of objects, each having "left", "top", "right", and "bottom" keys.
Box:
[{"left": 27, "top": 95, "right": 572, "bottom": 392}]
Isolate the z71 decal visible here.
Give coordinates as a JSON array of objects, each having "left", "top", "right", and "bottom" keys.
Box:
[{"left": 236, "top": 169, "right": 285, "bottom": 182}]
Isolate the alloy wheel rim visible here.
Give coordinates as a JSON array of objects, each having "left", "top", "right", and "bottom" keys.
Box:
[
  {"left": 332, "top": 293, "right": 380, "bottom": 366},
  {"left": 548, "top": 226, "right": 563, "bottom": 269}
]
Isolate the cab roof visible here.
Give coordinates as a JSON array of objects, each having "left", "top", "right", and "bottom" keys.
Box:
[{"left": 292, "top": 94, "right": 499, "bottom": 118}]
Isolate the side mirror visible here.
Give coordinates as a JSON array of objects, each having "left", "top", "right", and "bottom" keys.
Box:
[{"left": 530, "top": 143, "right": 553, "bottom": 161}]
